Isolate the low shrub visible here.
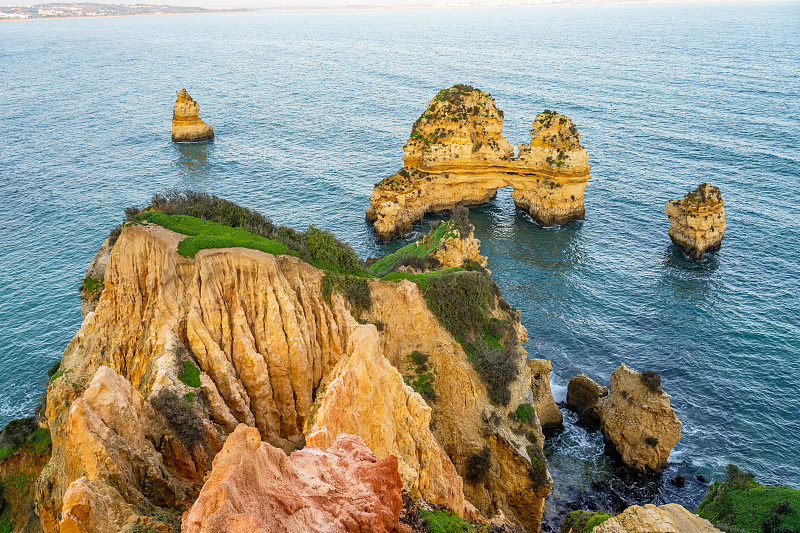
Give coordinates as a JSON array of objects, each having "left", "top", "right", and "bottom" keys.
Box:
[
  {"left": 465, "top": 446, "right": 491, "bottom": 483},
  {"left": 47, "top": 360, "right": 61, "bottom": 379},
  {"left": 514, "top": 403, "right": 535, "bottom": 425},
  {"left": 301, "top": 225, "right": 364, "bottom": 274},
  {"left": 0, "top": 418, "right": 37, "bottom": 454},
  {"left": 404, "top": 351, "right": 436, "bottom": 402},
  {"left": 450, "top": 204, "right": 471, "bottom": 239},
  {"left": 424, "top": 271, "right": 493, "bottom": 342},
  {"left": 640, "top": 370, "right": 662, "bottom": 393},
  {"left": 150, "top": 389, "right": 204, "bottom": 448},
  {"left": 467, "top": 336, "right": 517, "bottom": 406},
  {"left": 644, "top": 435, "right": 659, "bottom": 447},
  {"left": 80, "top": 276, "right": 104, "bottom": 300},
  {"left": 321, "top": 273, "right": 372, "bottom": 317},
  {"left": 562, "top": 510, "right": 614, "bottom": 533},
  {"left": 418, "top": 508, "right": 476, "bottom": 533},
  {"left": 527, "top": 445, "right": 549, "bottom": 485}
]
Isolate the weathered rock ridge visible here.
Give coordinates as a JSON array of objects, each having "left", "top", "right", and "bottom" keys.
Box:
[
  {"left": 566, "top": 373, "right": 607, "bottom": 427},
  {"left": 594, "top": 503, "right": 722, "bottom": 533},
  {"left": 35, "top": 215, "right": 551, "bottom": 532},
  {"left": 595, "top": 365, "right": 682, "bottom": 473},
  {"left": 366, "top": 85, "right": 591, "bottom": 240},
  {"left": 172, "top": 89, "right": 214, "bottom": 143},
  {"left": 527, "top": 359, "right": 562, "bottom": 430},
  {"left": 666, "top": 183, "right": 725, "bottom": 260},
  {"left": 306, "top": 326, "right": 478, "bottom": 519},
  {"left": 182, "top": 426, "right": 410, "bottom": 533}
]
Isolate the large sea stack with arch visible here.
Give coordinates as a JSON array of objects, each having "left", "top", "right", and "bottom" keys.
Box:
[{"left": 366, "top": 85, "right": 591, "bottom": 240}]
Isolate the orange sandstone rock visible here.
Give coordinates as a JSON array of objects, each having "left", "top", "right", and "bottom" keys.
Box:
[
  {"left": 181, "top": 425, "right": 410, "bottom": 533},
  {"left": 366, "top": 85, "right": 591, "bottom": 240},
  {"left": 594, "top": 503, "right": 722, "bottom": 533},
  {"left": 171, "top": 88, "right": 214, "bottom": 143}
]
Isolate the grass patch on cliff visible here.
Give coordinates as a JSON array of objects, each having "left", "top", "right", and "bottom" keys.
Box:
[
  {"left": 80, "top": 276, "right": 104, "bottom": 300},
  {"left": 132, "top": 190, "right": 366, "bottom": 274},
  {"left": 403, "top": 351, "right": 437, "bottom": 402},
  {"left": 561, "top": 510, "right": 614, "bottom": 533},
  {"left": 368, "top": 221, "right": 457, "bottom": 277},
  {"left": 418, "top": 509, "right": 476, "bottom": 532},
  {"left": 177, "top": 360, "right": 201, "bottom": 388},
  {"left": 321, "top": 273, "right": 372, "bottom": 318},
  {"left": 137, "top": 212, "right": 294, "bottom": 259},
  {"left": 697, "top": 465, "right": 800, "bottom": 533},
  {"left": 0, "top": 418, "right": 50, "bottom": 461}
]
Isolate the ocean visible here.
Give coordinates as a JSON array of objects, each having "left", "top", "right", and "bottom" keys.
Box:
[{"left": 1, "top": 2, "right": 798, "bottom": 527}]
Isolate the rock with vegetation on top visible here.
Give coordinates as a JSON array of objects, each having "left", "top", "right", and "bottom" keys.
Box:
[
  {"left": 566, "top": 373, "right": 608, "bottom": 426},
  {"left": 595, "top": 364, "right": 682, "bottom": 473},
  {"left": 665, "top": 183, "right": 725, "bottom": 260},
  {"left": 527, "top": 359, "right": 562, "bottom": 430},
  {"left": 696, "top": 464, "right": 800, "bottom": 533},
  {"left": 182, "top": 425, "right": 410, "bottom": 533},
  {"left": 366, "top": 85, "right": 591, "bottom": 240},
  {"left": 33, "top": 191, "right": 552, "bottom": 533},
  {"left": 171, "top": 88, "right": 214, "bottom": 143},
  {"left": 559, "top": 510, "right": 614, "bottom": 533},
  {"left": 593, "top": 503, "right": 722, "bottom": 533},
  {"left": 306, "top": 325, "right": 479, "bottom": 520}
]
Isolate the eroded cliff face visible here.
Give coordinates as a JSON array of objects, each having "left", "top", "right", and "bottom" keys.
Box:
[
  {"left": 182, "top": 426, "right": 409, "bottom": 533},
  {"left": 172, "top": 89, "right": 214, "bottom": 143},
  {"left": 596, "top": 365, "right": 682, "bottom": 473},
  {"left": 527, "top": 359, "right": 562, "bottom": 430},
  {"left": 665, "top": 183, "right": 725, "bottom": 260},
  {"left": 366, "top": 85, "right": 591, "bottom": 240},
  {"left": 362, "top": 281, "right": 552, "bottom": 532},
  {"left": 594, "top": 503, "right": 722, "bottom": 533},
  {"left": 36, "top": 219, "right": 551, "bottom": 532},
  {"left": 305, "top": 326, "right": 478, "bottom": 520},
  {"left": 37, "top": 223, "right": 356, "bottom": 532}
]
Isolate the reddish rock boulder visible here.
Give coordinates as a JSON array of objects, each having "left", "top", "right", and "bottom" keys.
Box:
[{"left": 181, "top": 425, "right": 411, "bottom": 533}]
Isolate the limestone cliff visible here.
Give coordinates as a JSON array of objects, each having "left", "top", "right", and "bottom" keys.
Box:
[
  {"left": 171, "top": 89, "right": 214, "bottom": 143},
  {"left": 35, "top": 205, "right": 551, "bottom": 532},
  {"left": 595, "top": 365, "right": 682, "bottom": 473},
  {"left": 182, "top": 426, "right": 410, "bottom": 533},
  {"left": 366, "top": 85, "right": 591, "bottom": 239},
  {"left": 527, "top": 359, "right": 562, "bottom": 430},
  {"left": 37, "top": 223, "right": 356, "bottom": 532},
  {"left": 665, "top": 183, "right": 725, "bottom": 260},
  {"left": 305, "top": 326, "right": 478, "bottom": 519},
  {"left": 594, "top": 503, "right": 722, "bottom": 533}
]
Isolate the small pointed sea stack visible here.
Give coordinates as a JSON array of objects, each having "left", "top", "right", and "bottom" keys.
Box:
[
  {"left": 365, "top": 85, "right": 591, "bottom": 240},
  {"left": 171, "top": 88, "right": 214, "bottom": 143},
  {"left": 666, "top": 183, "right": 725, "bottom": 260}
]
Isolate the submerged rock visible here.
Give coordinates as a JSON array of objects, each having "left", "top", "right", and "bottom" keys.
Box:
[
  {"left": 665, "top": 183, "right": 725, "bottom": 260},
  {"left": 595, "top": 365, "right": 682, "bottom": 473},
  {"left": 594, "top": 503, "right": 721, "bottom": 533},
  {"left": 182, "top": 426, "right": 410, "bottom": 533},
  {"left": 171, "top": 88, "right": 214, "bottom": 143},
  {"left": 566, "top": 373, "right": 607, "bottom": 427},
  {"left": 366, "top": 85, "right": 591, "bottom": 240},
  {"left": 527, "top": 359, "right": 562, "bottom": 430}
]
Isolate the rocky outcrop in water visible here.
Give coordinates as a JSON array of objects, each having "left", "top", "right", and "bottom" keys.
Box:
[
  {"left": 305, "top": 326, "right": 478, "bottom": 519},
  {"left": 595, "top": 364, "right": 682, "bottom": 473},
  {"left": 171, "top": 89, "right": 214, "bottom": 143},
  {"left": 34, "top": 200, "right": 552, "bottom": 532},
  {"left": 365, "top": 85, "right": 591, "bottom": 240},
  {"left": 594, "top": 503, "right": 722, "bottom": 533},
  {"left": 182, "top": 426, "right": 409, "bottom": 533},
  {"left": 566, "top": 373, "right": 607, "bottom": 427},
  {"left": 665, "top": 183, "right": 725, "bottom": 260},
  {"left": 527, "top": 359, "right": 562, "bottom": 430}
]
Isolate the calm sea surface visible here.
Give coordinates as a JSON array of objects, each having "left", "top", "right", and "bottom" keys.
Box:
[{"left": 1, "top": 3, "right": 798, "bottom": 527}]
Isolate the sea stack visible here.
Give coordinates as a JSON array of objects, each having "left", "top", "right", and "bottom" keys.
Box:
[
  {"left": 365, "top": 85, "right": 591, "bottom": 240},
  {"left": 171, "top": 88, "right": 214, "bottom": 143},
  {"left": 666, "top": 183, "right": 725, "bottom": 260}
]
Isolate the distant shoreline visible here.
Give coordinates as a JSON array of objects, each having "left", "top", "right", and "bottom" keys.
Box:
[{"left": 1, "top": 0, "right": 795, "bottom": 22}]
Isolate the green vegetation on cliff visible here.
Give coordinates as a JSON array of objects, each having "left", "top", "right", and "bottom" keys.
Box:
[
  {"left": 561, "top": 510, "right": 614, "bottom": 533},
  {"left": 697, "top": 465, "right": 800, "bottom": 533},
  {"left": 0, "top": 418, "right": 51, "bottom": 533}
]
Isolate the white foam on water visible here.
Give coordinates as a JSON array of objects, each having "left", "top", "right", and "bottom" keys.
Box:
[{"left": 551, "top": 380, "right": 567, "bottom": 404}]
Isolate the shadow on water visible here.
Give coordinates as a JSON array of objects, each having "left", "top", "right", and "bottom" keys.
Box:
[
  {"left": 658, "top": 245, "right": 721, "bottom": 304},
  {"left": 172, "top": 142, "right": 215, "bottom": 187}
]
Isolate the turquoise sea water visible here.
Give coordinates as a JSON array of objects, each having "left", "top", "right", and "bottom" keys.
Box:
[{"left": 1, "top": 3, "right": 798, "bottom": 527}]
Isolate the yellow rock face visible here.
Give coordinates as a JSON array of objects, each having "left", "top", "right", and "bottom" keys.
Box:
[
  {"left": 306, "top": 325, "right": 479, "bottom": 520},
  {"left": 666, "top": 183, "right": 725, "bottom": 260},
  {"left": 362, "top": 281, "right": 552, "bottom": 532},
  {"left": 594, "top": 503, "right": 722, "bottom": 533},
  {"left": 172, "top": 88, "right": 214, "bottom": 143},
  {"left": 527, "top": 359, "right": 562, "bottom": 430},
  {"left": 366, "top": 85, "right": 591, "bottom": 240},
  {"left": 596, "top": 364, "right": 682, "bottom": 473},
  {"left": 35, "top": 222, "right": 551, "bottom": 532},
  {"left": 431, "top": 226, "right": 488, "bottom": 271}
]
